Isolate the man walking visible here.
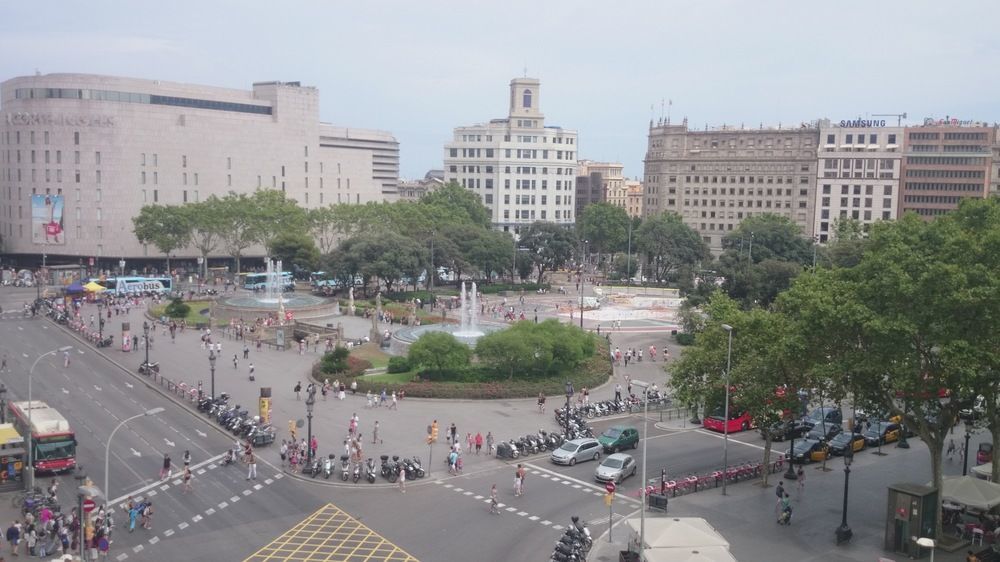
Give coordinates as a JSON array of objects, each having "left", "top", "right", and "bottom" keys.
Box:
[
  {"left": 294, "top": 381, "right": 302, "bottom": 400},
  {"left": 517, "top": 464, "right": 527, "bottom": 496},
  {"left": 614, "top": 383, "right": 622, "bottom": 402},
  {"left": 243, "top": 344, "right": 249, "bottom": 360},
  {"left": 246, "top": 450, "right": 257, "bottom": 480},
  {"left": 159, "top": 454, "right": 172, "bottom": 480}
]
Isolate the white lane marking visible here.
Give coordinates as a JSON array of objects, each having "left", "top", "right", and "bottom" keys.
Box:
[
  {"left": 196, "top": 430, "right": 207, "bottom": 438},
  {"left": 204, "top": 508, "right": 215, "bottom": 516},
  {"left": 21, "top": 353, "right": 28, "bottom": 358},
  {"left": 253, "top": 484, "right": 262, "bottom": 490},
  {"left": 169, "top": 426, "right": 180, "bottom": 433},
  {"left": 163, "top": 529, "right": 175, "bottom": 537},
  {"left": 274, "top": 473, "right": 283, "bottom": 479},
  {"left": 264, "top": 478, "right": 273, "bottom": 485},
  {"left": 572, "top": 484, "right": 582, "bottom": 489},
  {"left": 506, "top": 507, "right": 517, "bottom": 512},
  {"left": 541, "top": 520, "right": 552, "bottom": 526},
  {"left": 525, "top": 462, "right": 641, "bottom": 505},
  {"left": 553, "top": 524, "right": 564, "bottom": 530},
  {"left": 474, "top": 495, "right": 484, "bottom": 500},
  {"left": 149, "top": 536, "right": 159, "bottom": 545},
  {"left": 159, "top": 485, "right": 170, "bottom": 491},
  {"left": 172, "top": 479, "right": 182, "bottom": 486},
  {"left": 94, "top": 385, "right": 102, "bottom": 391},
  {"left": 192, "top": 515, "right": 202, "bottom": 523},
  {"left": 133, "top": 545, "right": 144, "bottom": 553},
  {"left": 125, "top": 382, "right": 133, "bottom": 389},
  {"left": 230, "top": 496, "right": 240, "bottom": 502},
  {"left": 110, "top": 454, "right": 225, "bottom": 505},
  {"left": 130, "top": 448, "right": 142, "bottom": 457},
  {"left": 434, "top": 480, "right": 443, "bottom": 485},
  {"left": 694, "top": 429, "right": 770, "bottom": 451},
  {"left": 453, "top": 487, "right": 464, "bottom": 492},
  {"left": 443, "top": 484, "right": 454, "bottom": 488},
  {"left": 529, "top": 516, "right": 540, "bottom": 521},
  {"left": 178, "top": 522, "right": 189, "bottom": 530},
  {"left": 164, "top": 438, "right": 175, "bottom": 447},
  {"left": 517, "top": 511, "right": 528, "bottom": 516},
  {"left": 208, "top": 464, "right": 216, "bottom": 470},
  {"left": 61, "top": 388, "right": 69, "bottom": 394},
  {"left": 218, "top": 502, "right": 228, "bottom": 509},
  {"left": 146, "top": 490, "right": 157, "bottom": 497},
  {"left": 463, "top": 491, "right": 473, "bottom": 496},
  {"left": 196, "top": 469, "right": 205, "bottom": 475},
  {"left": 242, "top": 489, "right": 252, "bottom": 496},
  {"left": 117, "top": 553, "right": 129, "bottom": 561},
  {"left": 17, "top": 327, "right": 23, "bottom": 332}
]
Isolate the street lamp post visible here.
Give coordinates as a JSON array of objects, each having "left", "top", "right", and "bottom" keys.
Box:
[
  {"left": 26, "top": 346, "right": 74, "bottom": 491},
  {"left": 963, "top": 420, "right": 973, "bottom": 476},
  {"left": 105, "top": 408, "right": 164, "bottom": 504},
  {"left": 0, "top": 383, "right": 7, "bottom": 424},
  {"left": 97, "top": 303, "right": 104, "bottom": 340},
  {"left": 720, "top": 324, "right": 733, "bottom": 496},
  {"left": 564, "top": 382, "right": 574, "bottom": 437},
  {"left": 632, "top": 380, "right": 650, "bottom": 551},
  {"left": 306, "top": 391, "right": 316, "bottom": 464},
  {"left": 579, "top": 240, "right": 588, "bottom": 329},
  {"left": 208, "top": 351, "right": 217, "bottom": 400},
  {"left": 836, "top": 447, "right": 853, "bottom": 544},
  {"left": 142, "top": 321, "right": 150, "bottom": 368},
  {"left": 626, "top": 220, "right": 632, "bottom": 294}
]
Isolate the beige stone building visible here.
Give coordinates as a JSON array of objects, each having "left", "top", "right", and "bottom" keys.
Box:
[
  {"left": 444, "top": 77, "right": 578, "bottom": 233},
  {"left": 387, "top": 172, "right": 445, "bottom": 201},
  {"left": 813, "top": 120, "right": 903, "bottom": 242},
  {"left": 575, "top": 160, "right": 623, "bottom": 217},
  {"left": 624, "top": 179, "right": 643, "bottom": 218},
  {"left": 643, "top": 118, "right": 818, "bottom": 252},
  {"left": 0, "top": 73, "right": 398, "bottom": 263}
]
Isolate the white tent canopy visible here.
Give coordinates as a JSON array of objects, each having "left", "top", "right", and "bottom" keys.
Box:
[
  {"left": 932, "top": 475, "right": 1000, "bottom": 510},
  {"left": 625, "top": 517, "right": 730, "bottom": 549},
  {"left": 972, "top": 463, "right": 993, "bottom": 481},
  {"left": 641, "top": 546, "right": 737, "bottom": 562}
]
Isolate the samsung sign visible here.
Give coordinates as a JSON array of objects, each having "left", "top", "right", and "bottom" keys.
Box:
[{"left": 839, "top": 119, "right": 887, "bottom": 127}]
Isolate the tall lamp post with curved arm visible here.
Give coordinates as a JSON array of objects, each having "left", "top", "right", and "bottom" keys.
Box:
[{"left": 105, "top": 407, "right": 164, "bottom": 503}]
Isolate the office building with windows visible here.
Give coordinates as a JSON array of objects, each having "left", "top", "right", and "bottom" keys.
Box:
[
  {"left": 642, "top": 118, "right": 818, "bottom": 252},
  {"left": 575, "top": 160, "right": 621, "bottom": 217},
  {"left": 899, "top": 121, "right": 996, "bottom": 218},
  {"left": 443, "top": 77, "right": 578, "bottom": 233},
  {"left": 813, "top": 121, "right": 903, "bottom": 242},
  {"left": 0, "top": 73, "right": 397, "bottom": 264}
]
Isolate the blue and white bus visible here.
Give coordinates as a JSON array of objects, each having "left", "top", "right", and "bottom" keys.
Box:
[
  {"left": 94, "top": 276, "right": 173, "bottom": 295},
  {"left": 243, "top": 272, "right": 295, "bottom": 291}
]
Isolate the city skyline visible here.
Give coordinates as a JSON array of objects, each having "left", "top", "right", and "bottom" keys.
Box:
[{"left": 1, "top": 1, "right": 999, "bottom": 180}]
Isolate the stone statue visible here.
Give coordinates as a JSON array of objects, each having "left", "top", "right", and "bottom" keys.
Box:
[{"left": 348, "top": 287, "right": 355, "bottom": 316}]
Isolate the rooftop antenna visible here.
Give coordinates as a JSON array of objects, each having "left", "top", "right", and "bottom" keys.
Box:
[
  {"left": 872, "top": 112, "right": 907, "bottom": 126},
  {"left": 666, "top": 99, "right": 672, "bottom": 125}
]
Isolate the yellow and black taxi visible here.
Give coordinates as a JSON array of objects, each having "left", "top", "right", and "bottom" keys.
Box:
[
  {"left": 786, "top": 438, "right": 830, "bottom": 463},
  {"left": 828, "top": 431, "right": 866, "bottom": 455},
  {"left": 863, "top": 421, "right": 901, "bottom": 446}
]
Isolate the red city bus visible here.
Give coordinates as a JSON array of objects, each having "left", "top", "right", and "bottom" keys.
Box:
[{"left": 8, "top": 401, "right": 77, "bottom": 473}]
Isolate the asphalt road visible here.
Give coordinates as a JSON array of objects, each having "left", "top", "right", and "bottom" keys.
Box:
[{"left": 0, "top": 304, "right": 326, "bottom": 561}]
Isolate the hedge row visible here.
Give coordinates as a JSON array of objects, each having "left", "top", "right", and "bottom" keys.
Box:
[{"left": 310, "top": 348, "right": 612, "bottom": 399}]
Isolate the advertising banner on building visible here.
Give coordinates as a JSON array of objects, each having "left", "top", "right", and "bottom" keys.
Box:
[{"left": 31, "top": 194, "right": 65, "bottom": 245}]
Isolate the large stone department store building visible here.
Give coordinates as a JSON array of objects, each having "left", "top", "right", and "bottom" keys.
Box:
[{"left": 0, "top": 73, "right": 398, "bottom": 267}]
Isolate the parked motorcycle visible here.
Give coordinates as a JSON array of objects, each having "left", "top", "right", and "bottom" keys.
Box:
[
  {"left": 340, "top": 455, "right": 351, "bottom": 481},
  {"left": 323, "top": 454, "right": 334, "bottom": 479},
  {"left": 365, "top": 458, "right": 377, "bottom": 483}
]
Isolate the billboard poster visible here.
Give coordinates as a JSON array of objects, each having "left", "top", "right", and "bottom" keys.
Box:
[{"left": 31, "top": 194, "right": 65, "bottom": 245}]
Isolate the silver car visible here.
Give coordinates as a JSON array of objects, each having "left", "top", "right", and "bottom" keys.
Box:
[
  {"left": 550, "top": 438, "right": 602, "bottom": 466},
  {"left": 594, "top": 453, "right": 636, "bottom": 484}
]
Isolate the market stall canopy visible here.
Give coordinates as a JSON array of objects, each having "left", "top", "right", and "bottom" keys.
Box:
[
  {"left": 641, "top": 546, "right": 736, "bottom": 562},
  {"left": 83, "top": 281, "right": 106, "bottom": 292},
  {"left": 65, "top": 282, "right": 86, "bottom": 293},
  {"left": 931, "top": 475, "right": 1000, "bottom": 510},
  {"left": 973, "top": 463, "right": 993, "bottom": 481},
  {"left": 625, "top": 517, "right": 730, "bottom": 550}
]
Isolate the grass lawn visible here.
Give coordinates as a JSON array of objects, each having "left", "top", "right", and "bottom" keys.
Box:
[
  {"left": 149, "top": 300, "right": 214, "bottom": 325},
  {"left": 349, "top": 343, "right": 391, "bottom": 369},
  {"left": 363, "top": 371, "right": 416, "bottom": 384}
]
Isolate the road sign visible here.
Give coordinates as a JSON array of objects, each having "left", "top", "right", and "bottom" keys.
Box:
[
  {"left": 605, "top": 481, "right": 616, "bottom": 494},
  {"left": 83, "top": 499, "right": 96, "bottom": 513}
]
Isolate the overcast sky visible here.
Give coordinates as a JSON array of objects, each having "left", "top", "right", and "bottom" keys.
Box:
[{"left": 2, "top": 1, "right": 997, "bottom": 179}]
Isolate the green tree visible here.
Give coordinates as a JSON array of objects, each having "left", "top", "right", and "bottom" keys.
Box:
[
  {"left": 418, "top": 181, "right": 491, "bottom": 228},
  {"left": 577, "top": 203, "right": 629, "bottom": 272},
  {"left": 721, "top": 214, "right": 814, "bottom": 265},
  {"left": 407, "top": 332, "right": 471, "bottom": 376},
  {"left": 308, "top": 205, "right": 354, "bottom": 255},
  {"left": 270, "top": 231, "right": 321, "bottom": 274},
  {"left": 217, "top": 192, "right": 258, "bottom": 274},
  {"left": 518, "top": 221, "right": 577, "bottom": 284},
  {"left": 249, "top": 190, "right": 308, "bottom": 256},
  {"left": 475, "top": 326, "right": 534, "bottom": 379},
  {"left": 779, "top": 199, "right": 1000, "bottom": 540},
  {"left": 185, "top": 196, "right": 226, "bottom": 280},
  {"left": 465, "top": 230, "right": 516, "bottom": 282},
  {"left": 132, "top": 204, "right": 191, "bottom": 274},
  {"left": 635, "top": 212, "right": 710, "bottom": 283},
  {"left": 822, "top": 217, "right": 869, "bottom": 269}
]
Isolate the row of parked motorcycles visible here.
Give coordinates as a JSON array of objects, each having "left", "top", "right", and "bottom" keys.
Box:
[
  {"left": 17, "top": 487, "right": 60, "bottom": 519},
  {"left": 198, "top": 393, "right": 276, "bottom": 446},
  {"left": 554, "top": 408, "right": 597, "bottom": 439},
  {"left": 302, "top": 454, "right": 380, "bottom": 483},
  {"left": 550, "top": 516, "right": 592, "bottom": 562},
  {"left": 496, "top": 429, "right": 578, "bottom": 459},
  {"left": 572, "top": 391, "right": 669, "bottom": 419},
  {"left": 380, "top": 454, "right": 425, "bottom": 482}
]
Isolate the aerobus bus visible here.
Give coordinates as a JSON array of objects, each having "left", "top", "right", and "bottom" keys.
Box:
[
  {"left": 92, "top": 276, "right": 173, "bottom": 295},
  {"left": 243, "top": 271, "right": 295, "bottom": 292},
  {"left": 8, "top": 401, "right": 77, "bottom": 473}
]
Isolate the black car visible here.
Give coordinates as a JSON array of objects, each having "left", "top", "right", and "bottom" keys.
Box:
[
  {"left": 762, "top": 420, "right": 811, "bottom": 442},
  {"left": 801, "top": 407, "right": 843, "bottom": 430},
  {"left": 863, "top": 421, "right": 901, "bottom": 446},
  {"left": 806, "top": 423, "right": 843, "bottom": 441},
  {"left": 828, "top": 432, "right": 866, "bottom": 455},
  {"left": 786, "top": 439, "right": 830, "bottom": 464}
]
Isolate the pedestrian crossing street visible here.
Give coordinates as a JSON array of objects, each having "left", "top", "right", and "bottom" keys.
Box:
[{"left": 110, "top": 462, "right": 286, "bottom": 561}]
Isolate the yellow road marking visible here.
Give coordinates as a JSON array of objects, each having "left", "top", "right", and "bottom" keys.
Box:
[{"left": 244, "top": 503, "right": 418, "bottom": 562}]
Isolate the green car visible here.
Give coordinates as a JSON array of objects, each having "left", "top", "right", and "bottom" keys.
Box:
[{"left": 598, "top": 426, "right": 639, "bottom": 453}]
